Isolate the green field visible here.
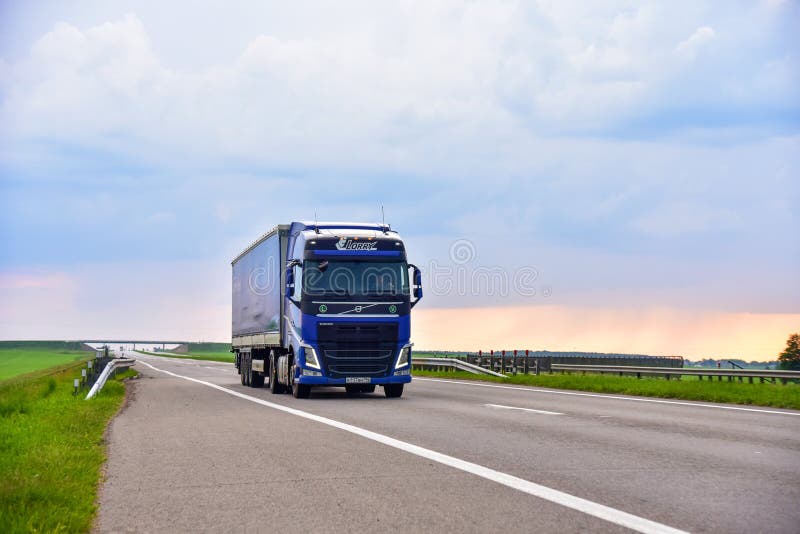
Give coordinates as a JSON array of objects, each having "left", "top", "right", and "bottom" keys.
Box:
[
  {"left": 0, "top": 343, "right": 93, "bottom": 381},
  {"left": 412, "top": 369, "right": 800, "bottom": 410},
  {"left": 0, "top": 354, "right": 134, "bottom": 532},
  {"left": 186, "top": 342, "right": 230, "bottom": 353}
]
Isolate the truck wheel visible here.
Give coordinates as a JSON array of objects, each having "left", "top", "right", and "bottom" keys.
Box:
[
  {"left": 292, "top": 382, "right": 311, "bottom": 399},
  {"left": 239, "top": 355, "right": 247, "bottom": 386},
  {"left": 242, "top": 353, "right": 251, "bottom": 386},
  {"left": 384, "top": 384, "right": 403, "bottom": 398},
  {"left": 269, "top": 352, "right": 285, "bottom": 394}
]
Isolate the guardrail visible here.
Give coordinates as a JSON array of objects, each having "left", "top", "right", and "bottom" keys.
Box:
[
  {"left": 451, "top": 351, "right": 684, "bottom": 369},
  {"left": 411, "top": 357, "right": 799, "bottom": 384},
  {"left": 446, "top": 353, "right": 684, "bottom": 375},
  {"left": 413, "top": 357, "right": 506, "bottom": 377},
  {"left": 551, "top": 364, "right": 800, "bottom": 383},
  {"left": 85, "top": 358, "right": 136, "bottom": 399}
]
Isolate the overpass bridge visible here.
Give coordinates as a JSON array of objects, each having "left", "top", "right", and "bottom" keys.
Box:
[{"left": 82, "top": 341, "right": 191, "bottom": 353}]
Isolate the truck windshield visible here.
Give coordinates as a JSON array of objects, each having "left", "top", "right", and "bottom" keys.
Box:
[{"left": 303, "top": 260, "right": 409, "bottom": 298}]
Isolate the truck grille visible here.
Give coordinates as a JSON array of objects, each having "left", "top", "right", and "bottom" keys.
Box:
[{"left": 317, "top": 323, "right": 398, "bottom": 378}]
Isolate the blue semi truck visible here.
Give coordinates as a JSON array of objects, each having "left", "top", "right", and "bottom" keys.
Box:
[{"left": 232, "top": 221, "right": 422, "bottom": 398}]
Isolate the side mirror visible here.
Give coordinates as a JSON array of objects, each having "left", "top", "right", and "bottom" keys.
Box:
[
  {"left": 409, "top": 264, "right": 423, "bottom": 306},
  {"left": 285, "top": 259, "right": 300, "bottom": 299}
]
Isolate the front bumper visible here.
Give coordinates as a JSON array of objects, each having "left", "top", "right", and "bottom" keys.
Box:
[
  {"left": 296, "top": 339, "right": 412, "bottom": 386},
  {"left": 296, "top": 374, "right": 412, "bottom": 386}
]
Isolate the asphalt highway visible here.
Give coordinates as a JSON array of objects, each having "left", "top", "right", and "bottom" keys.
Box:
[{"left": 96, "top": 352, "right": 800, "bottom": 533}]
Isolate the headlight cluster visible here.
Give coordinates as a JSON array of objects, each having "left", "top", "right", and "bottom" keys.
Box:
[
  {"left": 395, "top": 345, "right": 411, "bottom": 370},
  {"left": 301, "top": 344, "right": 321, "bottom": 369}
]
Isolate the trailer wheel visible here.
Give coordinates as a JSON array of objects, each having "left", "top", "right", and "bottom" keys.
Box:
[
  {"left": 384, "top": 384, "right": 403, "bottom": 398},
  {"left": 292, "top": 382, "right": 311, "bottom": 399},
  {"left": 244, "top": 353, "right": 253, "bottom": 386},
  {"left": 269, "top": 352, "right": 285, "bottom": 394},
  {"left": 239, "top": 355, "right": 247, "bottom": 386}
]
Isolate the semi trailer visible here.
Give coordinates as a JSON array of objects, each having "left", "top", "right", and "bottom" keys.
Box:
[{"left": 231, "top": 221, "right": 422, "bottom": 398}]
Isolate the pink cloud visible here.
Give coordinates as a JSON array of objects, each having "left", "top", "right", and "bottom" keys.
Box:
[{"left": 0, "top": 271, "right": 75, "bottom": 290}]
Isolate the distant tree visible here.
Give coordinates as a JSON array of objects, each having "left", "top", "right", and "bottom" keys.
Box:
[{"left": 778, "top": 333, "right": 800, "bottom": 370}]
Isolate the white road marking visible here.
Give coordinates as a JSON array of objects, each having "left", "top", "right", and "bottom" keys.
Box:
[
  {"left": 415, "top": 377, "right": 800, "bottom": 416},
  {"left": 136, "top": 359, "right": 686, "bottom": 534},
  {"left": 202, "top": 366, "right": 229, "bottom": 372},
  {"left": 485, "top": 403, "right": 563, "bottom": 416}
]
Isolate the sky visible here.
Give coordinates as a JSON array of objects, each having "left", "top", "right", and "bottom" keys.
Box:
[{"left": 1, "top": 0, "right": 798, "bottom": 359}]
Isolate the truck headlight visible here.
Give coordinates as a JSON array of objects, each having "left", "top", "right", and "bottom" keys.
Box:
[
  {"left": 301, "top": 344, "right": 321, "bottom": 370},
  {"left": 395, "top": 345, "right": 411, "bottom": 370}
]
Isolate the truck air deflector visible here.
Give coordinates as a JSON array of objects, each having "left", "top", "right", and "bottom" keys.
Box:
[{"left": 311, "top": 250, "right": 402, "bottom": 257}]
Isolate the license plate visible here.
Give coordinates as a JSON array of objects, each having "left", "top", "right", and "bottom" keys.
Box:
[{"left": 346, "top": 377, "right": 371, "bottom": 384}]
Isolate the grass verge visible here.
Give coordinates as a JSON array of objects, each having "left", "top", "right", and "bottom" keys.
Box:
[
  {"left": 0, "top": 363, "right": 136, "bottom": 532},
  {"left": 412, "top": 369, "right": 800, "bottom": 410},
  {"left": 136, "top": 350, "right": 233, "bottom": 363}
]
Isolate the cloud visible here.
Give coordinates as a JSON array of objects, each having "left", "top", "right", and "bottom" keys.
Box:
[
  {"left": 675, "top": 26, "right": 715, "bottom": 60},
  {"left": 0, "top": 270, "right": 77, "bottom": 333},
  {"left": 0, "top": 3, "right": 798, "bottom": 343},
  {"left": 0, "top": 260, "right": 229, "bottom": 340},
  {"left": 631, "top": 201, "right": 741, "bottom": 237},
  {"left": 0, "top": 271, "right": 74, "bottom": 290},
  {"left": 1, "top": 4, "right": 797, "bottom": 174},
  {"left": 146, "top": 212, "right": 176, "bottom": 224}
]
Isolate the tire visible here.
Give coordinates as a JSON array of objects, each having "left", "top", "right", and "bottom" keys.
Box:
[
  {"left": 292, "top": 382, "right": 311, "bottom": 399},
  {"left": 269, "top": 352, "right": 285, "bottom": 394},
  {"left": 239, "top": 353, "right": 247, "bottom": 386},
  {"left": 242, "top": 353, "right": 251, "bottom": 386},
  {"left": 384, "top": 384, "right": 403, "bottom": 398}
]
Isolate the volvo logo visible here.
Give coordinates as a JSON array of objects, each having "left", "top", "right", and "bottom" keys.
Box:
[{"left": 355, "top": 306, "right": 362, "bottom": 312}]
